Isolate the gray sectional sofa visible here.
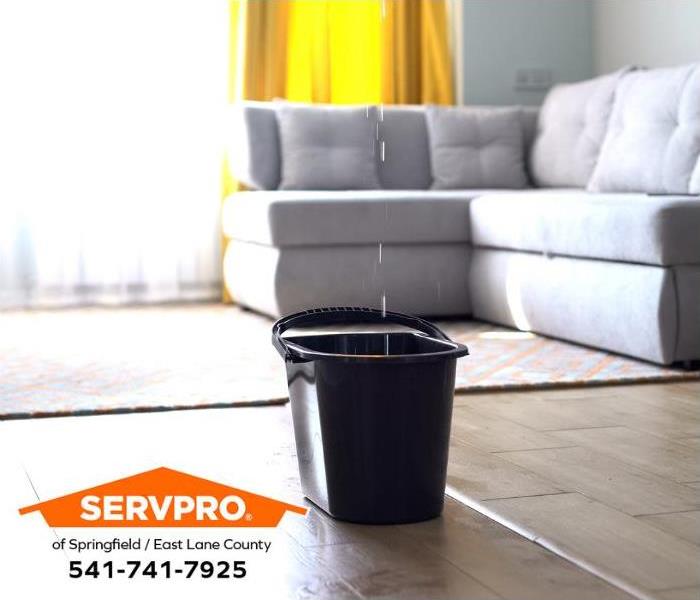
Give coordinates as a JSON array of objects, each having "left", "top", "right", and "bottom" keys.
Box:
[{"left": 223, "top": 63, "right": 700, "bottom": 366}]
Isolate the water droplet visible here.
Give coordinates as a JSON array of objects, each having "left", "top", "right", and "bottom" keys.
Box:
[
  {"left": 378, "top": 242, "right": 383, "bottom": 264},
  {"left": 381, "top": 292, "right": 387, "bottom": 318}
]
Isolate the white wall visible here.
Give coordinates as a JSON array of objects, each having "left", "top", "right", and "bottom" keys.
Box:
[
  {"left": 594, "top": 0, "right": 700, "bottom": 73},
  {"left": 461, "top": 0, "right": 594, "bottom": 105}
]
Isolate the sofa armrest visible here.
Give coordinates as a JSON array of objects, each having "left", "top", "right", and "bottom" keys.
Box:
[{"left": 226, "top": 101, "right": 280, "bottom": 190}]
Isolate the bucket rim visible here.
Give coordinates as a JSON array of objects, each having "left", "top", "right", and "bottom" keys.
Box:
[
  {"left": 283, "top": 334, "right": 468, "bottom": 363},
  {"left": 272, "top": 307, "right": 469, "bottom": 363}
]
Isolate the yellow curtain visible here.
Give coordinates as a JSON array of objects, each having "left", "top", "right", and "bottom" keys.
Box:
[
  {"left": 224, "top": 0, "right": 453, "bottom": 300},
  {"left": 228, "top": 0, "right": 453, "bottom": 105},
  {"left": 285, "top": 0, "right": 383, "bottom": 103},
  {"left": 228, "top": 0, "right": 290, "bottom": 103},
  {"left": 381, "top": 0, "right": 454, "bottom": 104}
]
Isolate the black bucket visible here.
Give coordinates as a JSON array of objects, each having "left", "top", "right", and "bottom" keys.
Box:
[{"left": 272, "top": 307, "right": 469, "bottom": 524}]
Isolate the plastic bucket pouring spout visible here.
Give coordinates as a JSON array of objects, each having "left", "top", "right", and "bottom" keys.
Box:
[{"left": 272, "top": 307, "right": 469, "bottom": 524}]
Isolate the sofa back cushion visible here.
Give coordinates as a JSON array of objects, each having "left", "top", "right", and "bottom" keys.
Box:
[
  {"left": 426, "top": 106, "right": 529, "bottom": 189},
  {"left": 529, "top": 70, "right": 627, "bottom": 188},
  {"left": 276, "top": 104, "right": 381, "bottom": 190},
  {"left": 379, "top": 106, "right": 433, "bottom": 189},
  {"left": 226, "top": 102, "right": 539, "bottom": 191},
  {"left": 227, "top": 102, "right": 281, "bottom": 190},
  {"left": 589, "top": 63, "right": 700, "bottom": 194}
]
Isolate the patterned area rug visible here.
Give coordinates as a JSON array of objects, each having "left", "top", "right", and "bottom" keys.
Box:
[
  {"left": 0, "top": 304, "right": 288, "bottom": 419},
  {"left": 446, "top": 321, "right": 699, "bottom": 391},
  {"left": 0, "top": 304, "right": 697, "bottom": 419}
]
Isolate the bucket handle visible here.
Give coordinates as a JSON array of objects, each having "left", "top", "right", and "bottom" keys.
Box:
[{"left": 272, "top": 306, "right": 453, "bottom": 361}]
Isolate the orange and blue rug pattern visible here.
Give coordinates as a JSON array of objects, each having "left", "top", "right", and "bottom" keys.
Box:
[
  {"left": 0, "top": 305, "right": 288, "bottom": 419},
  {"left": 445, "top": 322, "right": 699, "bottom": 392},
  {"left": 0, "top": 305, "right": 697, "bottom": 419}
]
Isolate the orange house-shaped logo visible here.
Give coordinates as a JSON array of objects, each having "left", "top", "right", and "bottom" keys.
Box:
[{"left": 19, "top": 467, "right": 308, "bottom": 527}]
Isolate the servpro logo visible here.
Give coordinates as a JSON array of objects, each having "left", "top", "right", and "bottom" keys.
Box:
[
  {"left": 19, "top": 467, "right": 307, "bottom": 527},
  {"left": 79, "top": 494, "right": 248, "bottom": 523}
]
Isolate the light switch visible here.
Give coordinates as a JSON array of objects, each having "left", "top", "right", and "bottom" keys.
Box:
[{"left": 515, "top": 68, "right": 553, "bottom": 91}]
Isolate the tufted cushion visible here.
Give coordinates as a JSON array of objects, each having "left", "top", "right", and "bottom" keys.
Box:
[
  {"left": 530, "top": 70, "right": 628, "bottom": 188},
  {"left": 589, "top": 64, "right": 700, "bottom": 194},
  {"left": 426, "top": 106, "right": 529, "bottom": 189},
  {"left": 276, "top": 104, "right": 381, "bottom": 190},
  {"left": 378, "top": 106, "right": 432, "bottom": 189}
]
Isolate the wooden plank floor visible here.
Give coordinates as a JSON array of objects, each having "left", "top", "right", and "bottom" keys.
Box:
[
  {"left": 450, "top": 381, "right": 700, "bottom": 600},
  {"left": 2, "top": 380, "right": 698, "bottom": 599},
  {"left": 1, "top": 398, "right": 639, "bottom": 600}
]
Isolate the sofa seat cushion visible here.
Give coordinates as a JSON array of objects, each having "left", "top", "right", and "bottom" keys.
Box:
[
  {"left": 223, "top": 190, "right": 518, "bottom": 247},
  {"left": 470, "top": 191, "right": 700, "bottom": 266}
]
